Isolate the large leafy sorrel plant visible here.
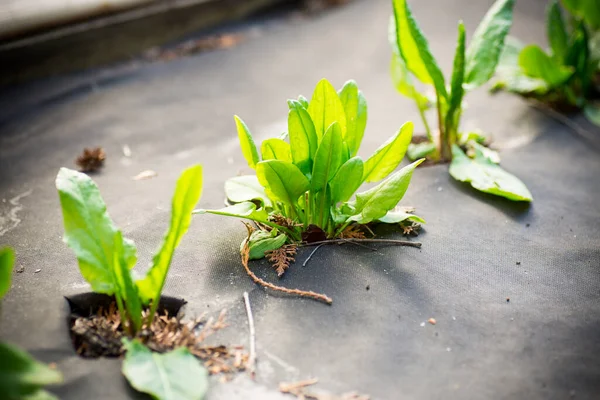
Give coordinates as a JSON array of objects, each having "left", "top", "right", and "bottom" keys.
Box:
[
  {"left": 195, "top": 79, "right": 424, "bottom": 259},
  {"left": 0, "top": 247, "right": 64, "bottom": 400},
  {"left": 492, "top": 0, "right": 600, "bottom": 126},
  {"left": 56, "top": 165, "right": 202, "bottom": 336},
  {"left": 389, "top": 0, "right": 533, "bottom": 202}
]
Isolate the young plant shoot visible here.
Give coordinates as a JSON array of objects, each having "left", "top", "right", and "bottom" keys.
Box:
[
  {"left": 195, "top": 78, "right": 424, "bottom": 263},
  {"left": 493, "top": 0, "right": 600, "bottom": 126},
  {"left": 0, "top": 247, "right": 64, "bottom": 400},
  {"left": 56, "top": 165, "right": 203, "bottom": 336},
  {"left": 389, "top": 0, "right": 533, "bottom": 202}
]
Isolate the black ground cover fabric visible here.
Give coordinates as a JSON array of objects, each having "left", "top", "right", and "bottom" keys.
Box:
[{"left": 0, "top": 0, "right": 599, "bottom": 399}]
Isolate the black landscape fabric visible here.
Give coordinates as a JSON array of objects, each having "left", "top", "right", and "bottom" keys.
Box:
[{"left": 1, "top": 0, "right": 599, "bottom": 399}]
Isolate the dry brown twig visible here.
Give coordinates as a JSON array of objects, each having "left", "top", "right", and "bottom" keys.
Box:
[
  {"left": 280, "top": 378, "right": 370, "bottom": 400},
  {"left": 243, "top": 292, "right": 256, "bottom": 380}
]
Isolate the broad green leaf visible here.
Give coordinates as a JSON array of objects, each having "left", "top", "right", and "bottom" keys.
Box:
[
  {"left": 261, "top": 138, "right": 292, "bottom": 162},
  {"left": 547, "top": 0, "right": 569, "bottom": 61},
  {"left": 224, "top": 175, "right": 272, "bottom": 208},
  {"left": 56, "top": 167, "right": 137, "bottom": 294},
  {"left": 407, "top": 142, "right": 436, "bottom": 161},
  {"left": 193, "top": 202, "right": 269, "bottom": 223},
  {"left": 561, "top": 0, "right": 600, "bottom": 29},
  {"left": 468, "top": 141, "right": 501, "bottom": 164},
  {"left": 137, "top": 165, "right": 203, "bottom": 303},
  {"left": 446, "top": 22, "right": 466, "bottom": 135},
  {"left": 113, "top": 231, "right": 142, "bottom": 333},
  {"left": 0, "top": 247, "right": 14, "bottom": 299},
  {"left": 378, "top": 209, "right": 426, "bottom": 224},
  {"left": 584, "top": 103, "right": 600, "bottom": 127},
  {"left": 288, "top": 101, "right": 318, "bottom": 172},
  {"left": 347, "top": 159, "right": 424, "bottom": 224},
  {"left": 363, "top": 121, "right": 414, "bottom": 183},
  {"left": 22, "top": 389, "right": 59, "bottom": 400},
  {"left": 338, "top": 80, "right": 368, "bottom": 157},
  {"left": 464, "top": 0, "right": 515, "bottom": 89},
  {"left": 519, "top": 45, "right": 574, "bottom": 87},
  {"left": 242, "top": 229, "right": 287, "bottom": 260},
  {"left": 329, "top": 157, "right": 364, "bottom": 204},
  {"left": 0, "top": 342, "right": 63, "bottom": 399},
  {"left": 257, "top": 160, "right": 310, "bottom": 207},
  {"left": 297, "top": 95, "right": 310, "bottom": 109},
  {"left": 449, "top": 145, "right": 532, "bottom": 201},
  {"left": 492, "top": 37, "right": 550, "bottom": 94},
  {"left": 311, "top": 122, "right": 345, "bottom": 193},
  {"left": 234, "top": 116, "right": 260, "bottom": 170},
  {"left": 122, "top": 339, "right": 208, "bottom": 400},
  {"left": 307, "top": 79, "right": 347, "bottom": 139},
  {"left": 390, "top": 52, "right": 430, "bottom": 109},
  {"left": 391, "top": 0, "right": 447, "bottom": 99}
]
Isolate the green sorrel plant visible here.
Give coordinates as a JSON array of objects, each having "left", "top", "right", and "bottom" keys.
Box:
[
  {"left": 492, "top": 0, "right": 600, "bottom": 126},
  {"left": 389, "top": 0, "right": 533, "bottom": 202},
  {"left": 0, "top": 247, "right": 64, "bottom": 400},
  {"left": 195, "top": 78, "right": 424, "bottom": 259},
  {"left": 56, "top": 165, "right": 203, "bottom": 336}
]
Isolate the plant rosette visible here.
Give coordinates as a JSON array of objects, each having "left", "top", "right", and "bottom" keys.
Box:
[
  {"left": 389, "top": 0, "right": 533, "bottom": 202},
  {"left": 194, "top": 78, "right": 424, "bottom": 293},
  {"left": 492, "top": 0, "right": 600, "bottom": 127}
]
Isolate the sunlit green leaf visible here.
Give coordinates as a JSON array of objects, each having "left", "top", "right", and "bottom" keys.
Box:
[
  {"left": 446, "top": 22, "right": 466, "bottom": 135},
  {"left": 234, "top": 116, "right": 260, "bottom": 170},
  {"left": 288, "top": 101, "right": 318, "bottom": 173},
  {"left": 307, "top": 79, "right": 347, "bottom": 139},
  {"left": 113, "top": 231, "right": 142, "bottom": 333},
  {"left": 311, "top": 122, "right": 345, "bottom": 192},
  {"left": 377, "top": 209, "right": 426, "bottom": 224},
  {"left": 122, "top": 339, "right": 208, "bottom": 400},
  {"left": 193, "top": 202, "right": 269, "bottom": 223},
  {"left": 493, "top": 37, "right": 550, "bottom": 94},
  {"left": 407, "top": 142, "right": 436, "bottom": 161},
  {"left": 261, "top": 138, "right": 292, "bottom": 162},
  {"left": 224, "top": 175, "right": 271, "bottom": 208},
  {"left": 329, "top": 157, "right": 364, "bottom": 204},
  {"left": 519, "top": 45, "right": 574, "bottom": 87},
  {"left": 561, "top": 0, "right": 600, "bottom": 29},
  {"left": 0, "top": 247, "right": 14, "bottom": 299},
  {"left": 338, "top": 80, "right": 368, "bottom": 157},
  {"left": 243, "top": 229, "right": 288, "bottom": 260},
  {"left": 257, "top": 160, "right": 310, "bottom": 207},
  {"left": 547, "top": 0, "right": 569, "bottom": 61},
  {"left": 390, "top": 51, "right": 430, "bottom": 109},
  {"left": 363, "top": 121, "right": 414, "bottom": 183}
]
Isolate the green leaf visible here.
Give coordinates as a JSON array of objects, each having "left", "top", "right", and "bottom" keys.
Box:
[
  {"left": 137, "top": 165, "right": 203, "bottom": 304},
  {"left": 347, "top": 159, "right": 424, "bottom": 224},
  {"left": 338, "top": 80, "right": 368, "bottom": 157},
  {"left": 446, "top": 22, "right": 466, "bottom": 135},
  {"left": 113, "top": 231, "right": 142, "bottom": 333},
  {"left": 584, "top": 103, "right": 600, "bottom": 127},
  {"left": 261, "top": 138, "right": 292, "bottom": 162},
  {"left": 363, "top": 121, "right": 414, "bottom": 183},
  {"left": 389, "top": 51, "right": 430, "bottom": 109},
  {"left": 122, "top": 339, "right": 208, "bottom": 400},
  {"left": 378, "top": 209, "right": 426, "bottom": 224},
  {"left": 391, "top": 0, "right": 447, "bottom": 99},
  {"left": 307, "top": 79, "right": 347, "bottom": 139},
  {"left": 561, "top": 0, "right": 600, "bottom": 29},
  {"left": 493, "top": 37, "right": 551, "bottom": 94},
  {"left": 224, "top": 175, "right": 272, "bottom": 208},
  {"left": 242, "top": 229, "right": 288, "bottom": 260},
  {"left": 297, "top": 95, "right": 310, "bottom": 109},
  {"left": 329, "top": 157, "right": 364, "bottom": 204},
  {"left": 257, "top": 160, "right": 310, "bottom": 207},
  {"left": 234, "top": 116, "right": 260, "bottom": 170},
  {"left": 407, "top": 142, "right": 436, "bottom": 161},
  {"left": 22, "top": 389, "right": 60, "bottom": 400},
  {"left": 311, "top": 122, "right": 345, "bottom": 193},
  {"left": 288, "top": 101, "right": 318, "bottom": 172},
  {"left": 0, "top": 247, "right": 14, "bottom": 299},
  {"left": 56, "top": 167, "right": 136, "bottom": 294},
  {"left": 464, "top": 0, "right": 515, "bottom": 89},
  {"left": 547, "top": 0, "right": 569, "bottom": 61},
  {"left": 193, "top": 202, "right": 269, "bottom": 223},
  {"left": 0, "top": 342, "right": 63, "bottom": 399},
  {"left": 519, "top": 45, "right": 574, "bottom": 87},
  {"left": 449, "top": 145, "right": 532, "bottom": 201}
]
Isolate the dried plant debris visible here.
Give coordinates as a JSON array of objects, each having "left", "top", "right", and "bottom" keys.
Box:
[
  {"left": 280, "top": 378, "right": 369, "bottom": 400},
  {"left": 266, "top": 244, "right": 297, "bottom": 277},
  {"left": 400, "top": 221, "right": 421, "bottom": 236},
  {"left": 338, "top": 225, "right": 367, "bottom": 239},
  {"left": 146, "top": 33, "right": 245, "bottom": 61},
  {"left": 70, "top": 303, "right": 247, "bottom": 377},
  {"left": 76, "top": 147, "right": 106, "bottom": 172}
]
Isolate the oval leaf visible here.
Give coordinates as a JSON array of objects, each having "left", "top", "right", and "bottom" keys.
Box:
[
  {"left": 311, "top": 122, "right": 345, "bottom": 193},
  {"left": 307, "top": 79, "right": 347, "bottom": 139},
  {"left": 449, "top": 145, "right": 532, "bottom": 201},
  {"left": 363, "top": 121, "right": 414, "bottom": 183},
  {"left": 518, "top": 45, "right": 574, "bottom": 87},
  {"left": 329, "top": 157, "right": 364, "bottom": 204},
  {"left": 446, "top": 22, "right": 466, "bottom": 135},
  {"left": 0, "top": 247, "right": 14, "bottom": 299},
  {"left": 122, "top": 339, "right": 208, "bottom": 400},
  {"left": 224, "top": 175, "right": 272, "bottom": 208},
  {"left": 547, "top": 0, "right": 568, "bottom": 61},
  {"left": 261, "top": 138, "right": 292, "bottom": 162},
  {"left": 234, "top": 115, "right": 260, "bottom": 170},
  {"left": 194, "top": 202, "right": 269, "bottom": 223},
  {"left": 347, "top": 159, "right": 425, "bottom": 224},
  {"left": 338, "top": 80, "right": 368, "bottom": 157},
  {"left": 256, "top": 160, "right": 310, "bottom": 207},
  {"left": 288, "top": 102, "right": 318, "bottom": 172}
]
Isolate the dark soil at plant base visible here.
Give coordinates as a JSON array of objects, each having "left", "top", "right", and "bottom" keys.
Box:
[{"left": 66, "top": 294, "right": 248, "bottom": 375}]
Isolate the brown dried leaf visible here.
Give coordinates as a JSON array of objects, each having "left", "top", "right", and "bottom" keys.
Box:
[
  {"left": 400, "top": 221, "right": 421, "bottom": 236},
  {"left": 338, "top": 225, "right": 366, "bottom": 239},
  {"left": 76, "top": 147, "right": 106, "bottom": 172},
  {"left": 266, "top": 244, "right": 297, "bottom": 277}
]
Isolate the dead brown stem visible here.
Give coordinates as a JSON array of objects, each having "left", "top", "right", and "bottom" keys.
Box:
[{"left": 301, "top": 238, "right": 422, "bottom": 248}]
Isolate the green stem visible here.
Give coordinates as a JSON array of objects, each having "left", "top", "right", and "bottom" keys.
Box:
[
  {"left": 418, "top": 104, "right": 433, "bottom": 141},
  {"left": 114, "top": 292, "right": 132, "bottom": 336}
]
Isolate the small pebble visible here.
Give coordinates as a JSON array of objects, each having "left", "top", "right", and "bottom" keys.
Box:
[
  {"left": 420, "top": 322, "right": 426, "bottom": 327},
  {"left": 506, "top": 297, "right": 510, "bottom": 303},
  {"left": 34, "top": 269, "right": 41, "bottom": 273},
  {"left": 526, "top": 223, "right": 530, "bottom": 227},
  {"left": 452, "top": 316, "right": 456, "bottom": 321},
  {"left": 428, "top": 318, "right": 437, "bottom": 325},
  {"left": 437, "top": 187, "right": 443, "bottom": 192},
  {"left": 446, "top": 347, "right": 452, "bottom": 352},
  {"left": 516, "top": 261, "right": 521, "bottom": 265},
  {"left": 365, "top": 285, "right": 370, "bottom": 291}
]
